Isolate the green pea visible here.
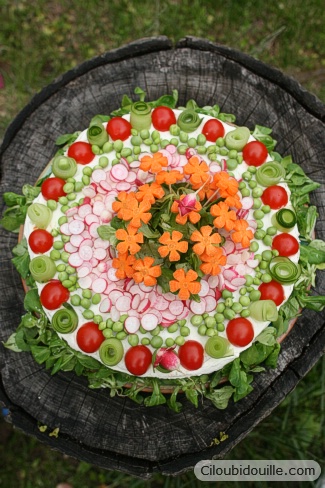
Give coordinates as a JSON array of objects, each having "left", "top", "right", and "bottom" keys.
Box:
[
  {"left": 47, "top": 199, "right": 57, "bottom": 211},
  {"left": 256, "top": 220, "right": 264, "bottom": 229},
  {"left": 141, "top": 337, "right": 150, "bottom": 345},
  {"left": 71, "top": 295, "right": 81, "bottom": 306},
  {"left": 126, "top": 334, "right": 138, "bottom": 346},
  {"left": 188, "top": 137, "right": 197, "bottom": 148},
  {"left": 250, "top": 290, "right": 261, "bottom": 301},
  {"left": 239, "top": 295, "right": 250, "bottom": 306},
  {"left": 207, "top": 144, "right": 217, "bottom": 155},
  {"left": 240, "top": 287, "right": 247, "bottom": 296},
  {"left": 102, "top": 141, "right": 113, "bottom": 153},
  {"left": 92, "top": 293, "right": 101, "bottom": 305},
  {"left": 165, "top": 338, "right": 175, "bottom": 347},
  {"left": 116, "top": 331, "right": 127, "bottom": 340},
  {"left": 133, "top": 146, "right": 141, "bottom": 155},
  {"left": 253, "top": 198, "right": 262, "bottom": 209},
  {"left": 98, "top": 156, "right": 108, "bottom": 168},
  {"left": 82, "top": 175, "right": 90, "bottom": 185},
  {"left": 106, "top": 318, "right": 114, "bottom": 328},
  {"left": 63, "top": 182, "right": 74, "bottom": 194},
  {"left": 225, "top": 298, "right": 233, "bottom": 308},
  {"left": 252, "top": 187, "right": 263, "bottom": 198},
  {"left": 263, "top": 235, "right": 273, "bottom": 246},
  {"left": 217, "top": 323, "right": 225, "bottom": 332},
  {"left": 179, "top": 131, "right": 188, "bottom": 143},
  {"left": 241, "top": 309, "right": 250, "bottom": 318},
  {"left": 255, "top": 229, "right": 266, "bottom": 240},
  {"left": 245, "top": 275, "right": 253, "bottom": 286},
  {"left": 50, "top": 249, "right": 61, "bottom": 261},
  {"left": 206, "top": 328, "right": 217, "bottom": 337},
  {"left": 65, "top": 265, "right": 74, "bottom": 275},
  {"left": 82, "top": 166, "right": 92, "bottom": 176},
  {"left": 216, "top": 303, "right": 225, "bottom": 313},
  {"left": 262, "top": 250, "right": 273, "bottom": 262},
  {"left": 216, "top": 137, "right": 225, "bottom": 147},
  {"left": 253, "top": 277, "right": 261, "bottom": 285},
  {"left": 51, "top": 229, "right": 59, "bottom": 237},
  {"left": 160, "top": 139, "right": 170, "bottom": 148},
  {"left": 60, "top": 251, "right": 70, "bottom": 263},
  {"left": 81, "top": 298, "right": 91, "bottom": 309},
  {"left": 197, "top": 133, "right": 206, "bottom": 145},
  {"left": 103, "top": 328, "right": 113, "bottom": 338},
  {"left": 239, "top": 181, "right": 246, "bottom": 190},
  {"left": 168, "top": 124, "right": 179, "bottom": 136},
  {"left": 273, "top": 249, "right": 279, "bottom": 256},
  {"left": 175, "top": 335, "right": 185, "bottom": 346},
  {"left": 242, "top": 171, "right": 252, "bottom": 181},
  {"left": 113, "top": 140, "right": 123, "bottom": 152},
  {"left": 150, "top": 144, "right": 159, "bottom": 153},
  {"left": 98, "top": 321, "right": 107, "bottom": 331},
  {"left": 205, "top": 316, "right": 216, "bottom": 328},
  {"left": 191, "top": 314, "right": 203, "bottom": 326},
  {"left": 82, "top": 289, "right": 92, "bottom": 299},
  {"left": 220, "top": 147, "right": 228, "bottom": 156},
  {"left": 131, "top": 135, "right": 142, "bottom": 146},
  {"left": 248, "top": 180, "right": 257, "bottom": 189},
  {"left": 222, "top": 289, "right": 233, "bottom": 299},
  {"left": 267, "top": 226, "right": 277, "bottom": 236},
  {"left": 180, "top": 326, "right": 190, "bottom": 336},
  {"left": 209, "top": 153, "right": 217, "bottom": 161},
  {"left": 253, "top": 210, "right": 264, "bottom": 220},
  {"left": 247, "top": 166, "right": 257, "bottom": 174},
  {"left": 197, "top": 146, "right": 207, "bottom": 155},
  {"left": 198, "top": 324, "right": 207, "bottom": 336},
  {"left": 261, "top": 273, "right": 272, "bottom": 283},
  {"left": 168, "top": 323, "right": 178, "bottom": 333},
  {"left": 228, "top": 149, "right": 238, "bottom": 159},
  {"left": 58, "top": 271, "right": 68, "bottom": 282},
  {"left": 214, "top": 313, "right": 224, "bottom": 323},
  {"left": 232, "top": 302, "right": 243, "bottom": 313},
  {"left": 92, "top": 315, "right": 102, "bottom": 325},
  {"left": 170, "top": 137, "right": 178, "bottom": 146},
  {"left": 177, "top": 144, "right": 187, "bottom": 155},
  {"left": 224, "top": 308, "right": 235, "bottom": 320},
  {"left": 241, "top": 188, "right": 251, "bottom": 197},
  {"left": 58, "top": 216, "right": 67, "bottom": 226},
  {"left": 178, "top": 319, "right": 187, "bottom": 327},
  {"left": 119, "top": 314, "right": 127, "bottom": 324},
  {"left": 249, "top": 241, "right": 259, "bottom": 252},
  {"left": 259, "top": 260, "right": 268, "bottom": 270},
  {"left": 150, "top": 326, "right": 161, "bottom": 336},
  {"left": 149, "top": 336, "right": 162, "bottom": 348},
  {"left": 262, "top": 205, "right": 271, "bottom": 214},
  {"left": 226, "top": 158, "right": 238, "bottom": 170},
  {"left": 83, "top": 310, "right": 94, "bottom": 319}
]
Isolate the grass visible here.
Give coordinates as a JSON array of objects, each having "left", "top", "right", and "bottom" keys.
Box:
[{"left": 0, "top": 0, "right": 324, "bottom": 486}]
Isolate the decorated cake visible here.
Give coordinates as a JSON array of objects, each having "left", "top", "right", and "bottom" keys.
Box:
[{"left": 2, "top": 89, "right": 324, "bottom": 410}]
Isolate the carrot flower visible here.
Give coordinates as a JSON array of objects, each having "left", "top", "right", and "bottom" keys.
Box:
[
  {"left": 184, "top": 156, "right": 209, "bottom": 186},
  {"left": 213, "top": 171, "right": 239, "bottom": 196},
  {"left": 156, "top": 170, "right": 184, "bottom": 185},
  {"left": 135, "top": 182, "right": 165, "bottom": 203},
  {"left": 171, "top": 195, "right": 202, "bottom": 225},
  {"left": 169, "top": 268, "right": 201, "bottom": 300},
  {"left": 133, "top": 257, "right": 162, "bottom": 287},
  {"left": 158, "top": 230, "right": 188, "bottom": 261},
  {"left": 199, "top": 248, "right": 227, "bottom": 276},
  {"left": 115, "top": 225, "right": 144, "bottom": 255},
  {"left": 140, "top": 152, "right": 168, "bottom": 173},
  {"left": 112, "top": 191, "right": 137, "bottom": 220},
  {"left": 112, "top": 252, "right": 136, "bottom": 279},
  {"left": 210, "top": 201, "right": 237, "bottom": 231},
  {"left": 231, "top": 219, "right": 254, "bottom": 248},
  {"left": 190, "top": 225, "right": 221, "bottom": 256}
]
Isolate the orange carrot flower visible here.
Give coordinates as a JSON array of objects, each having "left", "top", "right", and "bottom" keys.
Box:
[
  {"left": 210, "top": 201, "right": 237, "bottom": 231},
  {"left": 127, "top": 199, "right": 152, "bottom": 228},
  {"left": 133, "top": 257, "right": 162, "bottom": 287},
  {"left": 224, "top": 193, "right": 242, "bottom": 209},
  {"left": 171, "top": 195, "right": 202, "bottom": 225},
  {"left": 184, "top": 156, "right": 210, "bottom": 186},
  {"left": 213, "top": 171, "right": 239, "bottom": 196},
  {"left": 191, "top": 178, "right": 218, "bottom": 201},
  {"left": 115, "top": 225, "right": 144, "bottom": 255},
  {"left": 140, "top": 152, "right": 168, "bottom": 173},
  {"left": 169, "top": 268, "right": 201, "bottom": 300},
  {"left": 112, "top": 252, "right": 136, "bottom": 279},
  {"left": 231, "top": 219, "right": 254, "bottom": 248},
  {"left": 135, "top": 182, "right": 165, "bottom": 203},
  {"left": 190, "top": 225, "right": 221, "bottom": 256},
  {"left": 158, "top": 230, "right": 188, "bottom": 261},
  {"left": 199, "top": 248, "right": 227, "bottom": 276},
  {"left": 156, "top": 170, "right": 184, "bottom": 185},
  {"left": 112, "top": 191, "right": 137, "bottom": 220}
]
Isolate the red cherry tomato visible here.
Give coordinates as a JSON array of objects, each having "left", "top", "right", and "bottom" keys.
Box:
[
  {"left": 40, "top": 280, "right": 70, "bottom": 310},
  {"left": 272, "top": 233, "right": 299, "bottom": 257},
  {"left": 28, "top": 229, "right": 54, "bottom": 253},
  {"left": 226, "top": 318, "right": 254, "bottom": 347},
  {"left": 67, "top": 141, "right": 95, "bottom": 164},
  {"left": 178, "top": 340, "right": 204, "bottom": 371},
  {"left": 76, "top": 322, "right": 105, "bottom": 353},
  {"left": 41, "top": 177, "right": 66, "bottom": 201},
  {"left": 124, "top": 345, "right": 152, "bottom": 376},
  {"left": 201, "top": 119, "right": 225, "bottom": 142},
  {"left": 151, "top": 106, "right": 176, "bottom": 131},
  {"left": 258, "top": 280, "right": 285, "bottom": 306},
  {"left": 261, "top": 185, "right": 288, "bottom": 209},
  {"left": 106, "top": 117, "right": 132, "bottom": 141},
  {"left": 243, "top": 141, "right": 268, "bottom": 167}
]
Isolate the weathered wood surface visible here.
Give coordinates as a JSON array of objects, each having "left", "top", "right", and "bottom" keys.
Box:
[{"left": 0, "top": 36, "right": 324, "bottom": 478}]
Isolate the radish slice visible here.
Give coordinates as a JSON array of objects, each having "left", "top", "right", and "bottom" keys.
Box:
[
  {"left": 205, "top": 296, "right": 217, "bottom": 313},
  {"left": 116, "top": 182, "right": 131, "bottom": 191},
  {"left": 153, "top": 295, "right": 169, "bottom": 311},
  {"left": 164, "top": 292, "right": 177, "bottom": 302},
  {"left": 80, "top": 238, "right": 93, "bottom": 248},
  {"left": 69, "top": 220, "right": 85, "bottom": 235},
  {"left": 231, "top": 277, "right": 246, "bottom": 287},
  {"left": 138, "top": 298, "right": 151, "bottom": 314},
  {"left": 82, "top": 186, "right": 96, "bottom": 198},
  {"left": 110, "top": 306, "right": 120, "bottom": 322},
  {"left": 107, "top": 268, "right": 120, "bottom": 282},
  {"left": 92, "top": 169, "right": 106, "bottom": 183},
  {"left": 241, "top": 197, "right": 254, "bottom": 210},
  {"left": 169, "top": 300, "right": 184, "bottom": 316},
  {"left": 64, "top": 242, "right": 77, "bottom": 253},
  {"left": 60, "top": 223, "right": 72, "bottom": 235},
  {"left": 138, "top": 283, "right": 154, "bottom": 293},
  {"left": 70, "top": 234, "right": 84, "bottom": 247},
  {"left": 65, "top": 207, "right": 78, "bottom": 217},
  {"left": 131, "top": 294, "right": 141, "bottom": 310},
  {"left": 68, "top": 253, "right": 84, "bottom": 268},
  {"left": 79, "top": 245, "right": 93, "bottom": 261},
  {"left": 198, "top": 280, "right": 210, "bottom": 297},
  {"left": 115, "top": 295, "right": 131, "bottom": 312},
  {"left": 127, "top": 309, "right": 140, "bottom": 318},
  {"left": 222, "top": 240, "right": 235, "bottom": 255},
  {"left": 89, "top": 223, "right": 99, "bottom": 238},
  {"left": 109, "top": 289, "right": 123, "bottom": 304},
  {"left": 190, "top": 299, "right": 206, "bottom": 315},
  {"left": 110, "top": 164, "right": 128, "bottom": 182},
  {"left": 149, "top": 309, "right": 163, "bottom": 323},
  {"left": 78, "top": 204, "right": 92, "bottom": 219},
  {"left": 94, "top": 238, "right": 110, "bottom": 249},
  {"left": 93, "top": 248, "right": 106, "bottom": 260},
  {"left": 125, "top": 172, "right": 137, "bottom": 183},
  {"left": 124, "top": 316, "right": 140, "bottom": 334},
  {"left": 99, "top": 297, "right": 112, "bottom": 313},
  {"left": 78, "top": 276, "right": 92, "bottom": 289},
  {"left": 77, "top": 265, "right": 91, "bottom": 278},
  {"left": 208, "top": 275, "right": 220, "bottom": 288},
  {"left": 161, "top": 311, "right": 177, "bottom": 321},
  {"left": 93, "top": 201, "right": 105, "bottom": 216},
  {"left": 92, "top": 278, "right": 107, "bottom": 294},
  {"left": 141, "top": 313, "right": 159, "bottom": 331},
  {"left": 129, "top": 285, "right": 145, "bottom": 299}
]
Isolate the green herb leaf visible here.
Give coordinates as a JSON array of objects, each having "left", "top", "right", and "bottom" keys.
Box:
[{"left": 205, "top": 385, "right": 235, "bottom": 409}]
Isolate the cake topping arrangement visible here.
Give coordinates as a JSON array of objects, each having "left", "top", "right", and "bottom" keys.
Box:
[{"left": 2, "top": 88, "right": 325, "bottom": 410}]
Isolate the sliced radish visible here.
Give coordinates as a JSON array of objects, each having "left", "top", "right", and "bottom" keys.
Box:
[
  {"left": 68, "top": 252, "right": 84, "bottom": 268},
  {"left": 82, "top": 186, "right": 96, "bottom": 198},
  {"left": 107, "top": 267, "right": 120, "bottom": 282},
  {"left": 224, "top": 269, "right": 237, "bottom": 281},
  {"left": 65, "top": 207, "right": 78, "bottom": 217},
  {"left": 94, "top": 238, "right": 110, "bottom": 249},
  {"left": 138, "top": 298, "right": 151, "bottom": 314},
  {"left": 198, "top": 280, "right": 210, "bottom": 297},
  {"left": 78, "top": 204, "right": 93, "bottom": 219},
  {"left": 190, "top": 299, "right": 206, "bottom": 315},
  {"left": 69, "top": 220, "right": 85, "bottom": 235},
  {"left": 92, "top": 278, "right": 107, "bottom": 294},
  {"left": 116, "top": 182, "right": 131, "bottom": 192},
  {"left": 110, "top": 306, "right": 120, "bottom": 322},
  {"left": 78, "top": 276, "right": 92, "bottom": 289},
  {"left": 241, "top": 197, "right": 254, "bottom": 210},
  {"left": 110, "top": 164, "right": 128, "bottom": 182},
  {"left": 127, "top": 309, "right": 140, "bottom": 318},
  {"left": 208, "top": 275, "right": 220, "bottom": 288},
  {"left": 60, "top": 223, "right": 72, "bottom": 236},
  {"left": 231, "top": 277, "right": 246, "bottom": 287},
  {"left": 77, "top": 265, "right": 91, "bottom": 278},
  {"left": 164, "top": 292, "right": 177, "bottom": 302},
  {"left": 99, "top": 297, "right": 112, "bottom": 313},
  {"left": 109, "top": 289, "right": 123, "bottom": 304},
  {"left": 149, "top": 309, "right": 163, "bottom": 323},
  {"left": 124, "top": 316, "right": 140, "bottom": 334},
  {"left": 93, "top": 248, "right": 106, "bottom": 260},
  {"left": 91, "top": 169, "right": 106, "bottom": 183},
  {"left": 131, "top": 294, "right": 141, "bottom": 310},
  {"left": 205, "top": 296, "right": 217, "bottom": 313},
  {"left": 141, "top": 313, "right": 159, "bottom": 331},
  {"left": 70, "top": 234, "right": 84, "bottom": 248},
  {"left": 115, "top": 295, "right": 131, "bottom": 312},
  {"left": 80, "top": 238, "right": 93, "bottom": 248},
  {"left": 85, "top": 214, "right": 100, "bottom": 226},
  {"left": 138, "top": 283, "right": 154, "bottom": 293},
  {"left": 125, "top": 172, "right": 137, "bottom": 183},
  {"left": 64, "top": 242, "right": 77, "bottom": 254},
  {"left": 222, "top": 240, "right": 235, "bottom": 255},
  {"left": 129, "top": 284, "right": 145, "bottom": 299},
  {"left": 89, "top": 222, "right": 99, "bottom": 238},
  {"left": 79, "top": 245, "right": 93, "bottom": 261},
  {"left": 169, "top": 300, "right": 184, "bottom": 316}
]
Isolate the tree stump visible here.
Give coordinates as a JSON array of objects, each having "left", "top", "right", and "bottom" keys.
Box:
[{"left": 0, "top": 36, "right": 324, "bottom": 478}]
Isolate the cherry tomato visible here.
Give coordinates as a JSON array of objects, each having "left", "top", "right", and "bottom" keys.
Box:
[
  {"left": 41, "top": 177, "right": 66, "bottom": 201},
  {"left": 242, "top": 141, "right": 268, "bottom": 167},
  {"left": 261, "top": 185, "right": 288, "bottom": 209},
  {"left": 178, "top": 340, "right": 204, "bottom": 371},
  {"left": 106, "top": 117, "right": 132, "bottom": 141},
  {"left": 201, "top": 119, "right": 225, "bottom": 142},
  {"left": 272, "top": 233, "right": 299, "bottom": 257},
  {"left": 67, "top": 141, "right": 95, "bottom": 164},
  {"left": 226, "top": 318, "right": 254, "bottom": 347},
  {"left": 124, "top": 345, "right": 152, "bottom": 376},
  {"left": 40, "top": 280, "right": 70, "bottom": 310},
  {"left": 28, "top": 229, "right": 54, "bottom": 253},
  {"left": 258, "top": 280, "right": 285, "bottom": 306},
  {"left": 76, "top": 322, "right": 105, "bottom": 353},
  {"left": 151, "top": 106, "right": 176, "bottom": 131}
]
